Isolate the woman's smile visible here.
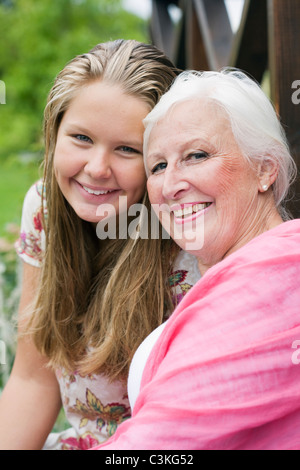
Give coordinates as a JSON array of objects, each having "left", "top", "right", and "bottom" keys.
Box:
[{"left": 171, "top": 202, "right": 213, "bottom": 223}]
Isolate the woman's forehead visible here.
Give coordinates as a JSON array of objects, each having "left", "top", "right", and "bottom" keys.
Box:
[{"left": 147, "top": 99, "right": 230, "bottom": 151}]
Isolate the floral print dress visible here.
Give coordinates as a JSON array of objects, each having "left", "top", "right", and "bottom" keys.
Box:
[{"left": 15, "top": 181, "right": 201, "bottom": 450}]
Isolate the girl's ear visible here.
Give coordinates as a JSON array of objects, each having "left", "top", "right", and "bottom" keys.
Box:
[{"left": 257, "top": 158, "right": 279, "bottom": 193}]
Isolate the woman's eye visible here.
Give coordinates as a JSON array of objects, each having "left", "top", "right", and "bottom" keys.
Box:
[
  {"left": 73, "top": 134, "right": 93, "bottom": 143},
  {"left": 187, "top": 151, "right": 209, "bottom": 162},
  {"left": 151, "top": 162, "right": 167, "bottom": 174}
]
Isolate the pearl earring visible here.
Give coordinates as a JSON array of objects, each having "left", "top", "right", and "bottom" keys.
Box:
[{"left": 262, "top": 184, "right": 269, "bottom": 192}]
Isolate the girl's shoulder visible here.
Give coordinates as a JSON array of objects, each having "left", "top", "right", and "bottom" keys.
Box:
[
  {"left": 15, "top": 179, "right": 46, "bottom": 267},
  {"left": 23, "top": 179, "right": 45, "bottom": 209}
]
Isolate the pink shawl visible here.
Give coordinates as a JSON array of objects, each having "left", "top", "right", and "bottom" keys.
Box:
[{"left": 94, "top": 220, "right": 300, "bottom": 450}]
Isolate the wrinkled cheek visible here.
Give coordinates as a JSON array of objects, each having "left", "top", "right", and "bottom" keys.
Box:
[
  {"left": 211, "top": 162, "right": 251, "bottom": 217},
  {"left": 214, "top": 165, "right": 238, "bottom": 195},
  {"left": 214, "top": 197, "right": 240, "bottom": 231}
]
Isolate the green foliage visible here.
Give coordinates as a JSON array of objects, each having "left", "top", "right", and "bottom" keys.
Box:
[{"left": 0, "top": 0, "right": 148, "bottom": 159}]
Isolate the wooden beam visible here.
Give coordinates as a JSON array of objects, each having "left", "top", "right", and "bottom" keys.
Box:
[
  {"left": 185, "top": 0, "right": 209, "bottom": 69},
  {"left": 173, "top": 0, "right": 187, "bottom": 70},
  {"left": 201, "top": 0, "right": 233, "bottom": 68},
  {"left": 191, "top": 0, "right": 232, "bottom": 70},
  {"left": 268, "top": 0, "right": 300, "bottom": 217},
  {"left": 150, "top": 0, "right": 174, "bottom": 59},
  {"left": 230, "top": 0, "right": 268, "bottom": 83}
]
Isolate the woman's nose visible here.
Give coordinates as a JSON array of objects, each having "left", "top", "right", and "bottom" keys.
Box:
[
  {"left": 84, "top": 148, "right": 112, "bottom": 179},
  {"left": 162, "top": 166, "right": 190, "bottom": 201}
]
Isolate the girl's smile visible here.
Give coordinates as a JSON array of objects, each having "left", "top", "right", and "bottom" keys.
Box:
[{"left": 74, "top": 180, "right": 122, "bottom": 204}]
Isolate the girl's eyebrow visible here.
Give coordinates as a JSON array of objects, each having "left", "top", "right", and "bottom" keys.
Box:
[{"left": 63, "top": 122, "right": 91, "bottom": 134}]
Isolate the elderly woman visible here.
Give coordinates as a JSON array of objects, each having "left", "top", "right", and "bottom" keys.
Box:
[{"left": 94, "top": 70, "right": 300, "bottom": 450}]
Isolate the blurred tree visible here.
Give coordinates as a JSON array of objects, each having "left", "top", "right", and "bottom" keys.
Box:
[{"left": 0, "top": 0, "right": 148, "bottom": 159}]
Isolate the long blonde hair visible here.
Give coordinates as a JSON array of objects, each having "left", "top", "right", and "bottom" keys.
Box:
[{"left": 29, "top": 40, "right": 179, "bottom": 380}]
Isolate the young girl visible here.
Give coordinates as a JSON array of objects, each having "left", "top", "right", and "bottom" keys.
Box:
[{"left": 0, "top": 40, "right": 200, "bottom": 450}]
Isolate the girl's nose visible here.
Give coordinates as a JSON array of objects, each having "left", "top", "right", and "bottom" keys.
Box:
[{"left": 84, "top": 148, "right": 112, "bottom": 180}]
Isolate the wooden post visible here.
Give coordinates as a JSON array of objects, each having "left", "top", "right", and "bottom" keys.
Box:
[
  {"left": 185, "top": 0, "right": 232, "bottom": 70},
  {"left": 150, "top": 0, "right": 175, "bottom": 60},
  {"left": 186, "top": 0, "right": 209, "bottom": 69},
  {"left": 268, "top": 0, "right": 300, "bottom": 217},
  {"left": 230, "top": 0, "right": 268, "bottom": 83}
]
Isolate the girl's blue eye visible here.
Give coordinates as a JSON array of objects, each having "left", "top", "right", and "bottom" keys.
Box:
[
  {"left": 151, "top": 162, "right": 167, "bottom": 174},
  {"left": 73, "top": 134, "right": 92, "bottom": 143},
  {"left": 118, "top": 146, "right": 140, "bottom": 154}
]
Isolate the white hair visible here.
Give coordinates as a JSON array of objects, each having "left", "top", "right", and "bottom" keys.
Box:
[{"left": 144, "top": 69, "right": 297, "bottom": 218}]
